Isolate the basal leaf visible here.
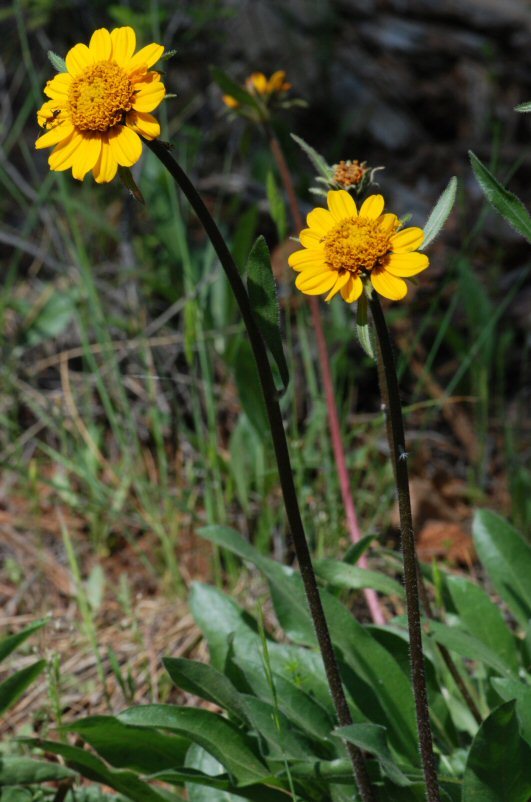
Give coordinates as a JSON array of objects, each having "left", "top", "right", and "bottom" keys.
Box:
[
  {"left": 336, "top": 723, "right": 412, "bottom": 786},
  {"left": 462, "top": 701, "right": 531, "bottom": 802},
  {"left": 469, "top": 152, "right": 531, "bottom": 242},
  {"left": 118, "top": 705, "right": 269, "bottom": 786},
  {"left": 64, "top": 715, "right": 189, "bottom": 773},
  {"left": 0, "top": 757, "right": 74, "bottom": 786},
  {"left": 163, "top": 658, "right": 248, "bottom": 723},
  {"left": 446, "top": 575, "right": 519, "bottom": 674},
  {"left": 472, "top": 509, "right": 531, "bottom": 627},
  {"left": 315, "top": 558, "right": 404, "bottom": 599}
]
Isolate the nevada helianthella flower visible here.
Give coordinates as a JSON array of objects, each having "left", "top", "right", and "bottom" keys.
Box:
[
  {"left": 332, "top": 160, "right": 369, "bottom": 189},
  {"left": 35, "top": 27, "right": 166, "bottom": 183},
  {"left": 223, "top": 70, "right": 292, "bottom": 109},
  {"left": 289, "top": 190, "right": 429, "bottom": 302}
]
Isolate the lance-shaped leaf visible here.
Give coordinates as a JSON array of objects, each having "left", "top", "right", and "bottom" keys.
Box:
[
  {"left": 335, "top": 723, "right": 413, "bottom": 786},
  {"left": 469, "top": 151, "right": 531, "bottom": 242},
  {"left": 47, "top": 51, "right": 67, "bottom": 72},
  {"left": 356, "top": 292, "right": 375, "bottom": 360},
  {"left": 246, "top": 236, "right": 289, "bottom": 392},
  {"left": 0, "top": 757, "right": 75, "bottom": 786},
  {"left": 420, "top": 176, "right": 457, "bottom": 250},
  {"left": 462, "top": 701, "right": 531, "bottom": 802},
  {"left": 290, "top": 134, "right": 331, "bottom": 180},
  {"left": 0, "top": 660, "right": 46, "bottom": 717},
  {"left": 0, "top": 620, "right": 46, "bottom": 663}
]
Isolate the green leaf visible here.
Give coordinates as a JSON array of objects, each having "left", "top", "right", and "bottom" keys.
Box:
[
  {"left": 0, "top": 620, "right": 46, "bottom": 663},
  {"left": 198, "top": 525, "right": 418, "bottom": 764},
  {"left": 230, "top": 339, "right": 269, "bottom": 439},
  {"left": 0, "top": 660, "right": 46, "bottom": 717},
  {"left": 26, "top": 291, "right": 78, "bottom": 346},
  {"left": 515, "top": 101, "right": 531, "bottom": 112},
  {"left": 290, "top": 134, "right": 331, "bottom": 180},
  {"left": 266, "top": 171, "right": 287, "bottom": 242},
  {"left": 246, "top": 236, "right": 289, "bottom": 392},
  {"left": 446, "top": 574, "right": 519, "bottom": 673},
  {"left": 336, "top": 723, "right": 412, "bottom": 786},
  {"left": 343, "top": 534, "right": 378, "bottom": 565},
  {"left": 240, "top": 695, "right": 319, "bottom": 759},
  {"left": 118, "top": 705, "right": 270, "bottom": 786},
  {"left": 315, "top": 558, "right": 405, "bottom": 598},
  {"left": 427, "top": 620, "right": 513, "bottom": 677},
  {"left": 28, "top": 740, "right": 183, "bottom": 802},
  {"left": 63, "top": 715, "right": 189, "bottom": 773},
  {"left": 469, "top": 151, "right": 531, "bottom": 242},
  {"left": 472, "top": 509, "right": 531, "bottom": 627},
  {"left": 118, "top": 167, "right": 145, "bottom": 204},
  {"left": 0, "top": 788, "right": 32, "bottom": 802},
  {"left": 356, "top": 292, "right": 375, "bottom": 360},
  {"left": 0, "top": 757, "right": 74, "bottom": 786},
  {"left": 491, "top": 678, "right": 531, "bottom": 747},
  {"left": 189, "top": 582, "right": 259, "bottom": 672},
  {"left": 163, "top": 658, "right": 248, "bottom": 723},
  {"left": 210, "top": 67, "right": 261, "bottom": 112},
  {"left": 420, "top": 176, "right": 457, "bottom": 250},
  {"left": 47, "top": 50, "right": 67, "bottom": 72},
  {"left": 462, "top": 701, "right": 531, "bottom": 802}
]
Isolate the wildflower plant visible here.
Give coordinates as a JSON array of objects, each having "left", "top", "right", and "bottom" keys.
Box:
[{"left": 25, "top": 23, "right": 531, "bottom": 802}]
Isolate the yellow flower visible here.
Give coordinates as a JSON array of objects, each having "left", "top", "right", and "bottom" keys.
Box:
[
  {"left": 35, "top": 27, "right": 166, "bottom": 183},
  {"left": 223, "top": 70, "right": 292, "bottom": 109},
  {"left": 289, "top": 190, "right": 429, "bottom": 302}
]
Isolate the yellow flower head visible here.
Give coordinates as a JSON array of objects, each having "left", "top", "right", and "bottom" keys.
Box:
[
  {"left": 223, "top": 70, "right": 292, "bottom": 110},
  {"left": 35, "top": 27, "right": 166, "bottom": 183},
  {"left": 332, "top": 160, "right": 369, "bottom": 189},
  {"left": 289, "top": 190, "right": 429, "bottom": 302}
]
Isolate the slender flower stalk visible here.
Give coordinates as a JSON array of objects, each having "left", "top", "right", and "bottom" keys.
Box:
[
  {"left": 145, "top": 138, "right": 377, "bottom": 802},
  {"left": 368, "top": 291, "right": 441, "bottom": 802},
  {"left": 267, "top": 128, "right": 386, "bottom": 625}
]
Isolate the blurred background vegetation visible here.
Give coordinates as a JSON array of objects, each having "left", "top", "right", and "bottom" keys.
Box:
[{"left": 0, "top": 0, "right": 530, "bottom": 736}]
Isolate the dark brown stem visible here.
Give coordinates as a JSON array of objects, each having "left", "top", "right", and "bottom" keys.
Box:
[
  {"left": 368, "top": 292, "right": 441, "bottom": 802},
  {"left": 146, "top": 138, "right": 376, "bottom": 802},
  {"left": 267, "top": 127, "right": 385, "bottom": 625}
]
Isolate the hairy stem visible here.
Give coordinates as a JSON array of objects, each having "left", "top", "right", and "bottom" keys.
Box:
[
  {"left": 368, "top": 291, "right": 441, "bottom": 802},
  {"left": 267, "top": 128, "right": 385, "bottom": 625},
  {"left": 147, "top": 138, "right": 376, "bottom": 802}
]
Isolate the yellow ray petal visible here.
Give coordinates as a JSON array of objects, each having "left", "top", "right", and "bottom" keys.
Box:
[
  {"left": 306, "top": 207, "right": 335, "bottom": 237},
  {"left": 35, "top": 123, "right": 74, "bottom": 149},
  {"left": 126, "top": 110, "right": 160, "bottom": 140},
  {"left": 327, "top": 189, "right": 357, "bottom": 222},
  {"left": 108, "top": 125, "right": 142, "bottom": 167},
  {"left": 89, "top": 28, "right": 112, "bottom": 60},
  {"left": 324, "top": 271, "right": 350, "bottom": 302},
  {"left": 71, "top": 136, "right": 102, "bottom": 181},
  {"left": 378, "top": 213, "right": 399, "bottom": 234},
  {"left": 384, "top": 252, "right": 429, "bottom": 277},
  {"left": 127, "top": 43, "right": 164, "bottom": 74},
  {"left": 359, "top": 194, "right": 385, "bottom": 220},
  {"left": 371, "top": 270, "right": 408, "bottom": 301},
  {"left": 65, "top": 43, "right": 94, "bottom": 77},
  {"left": 48, "top": 131, "right": 85, "bottom": 171},
  {"left": 93, "top": 138, "right": 118, "bottom": 184},
  {"left": 288, "top": 249, "right": 326, "bottom": 272},
  {"left": 390, "top": 227, "right": 425, "bottom": 253},
  {"left": 296, "top": 270, "right": 337, "bottom": 295},
  {"left": 132, "top": 76, "right": 166, "bottom": 113},
  {"left": 296, "top": 263, "right": 333, "bottom": 281},
  {"left": 44, "top": 72, "right": 73, "bottom": 100},
  {"left": 340, "top": 275, "right": 363, "bottom": 303},
  {"left": 111, "top": 27, "right": 136, "bottom": 65},
  {"left": 299, "top": 228, "right": 324, "bottom": 248}
]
